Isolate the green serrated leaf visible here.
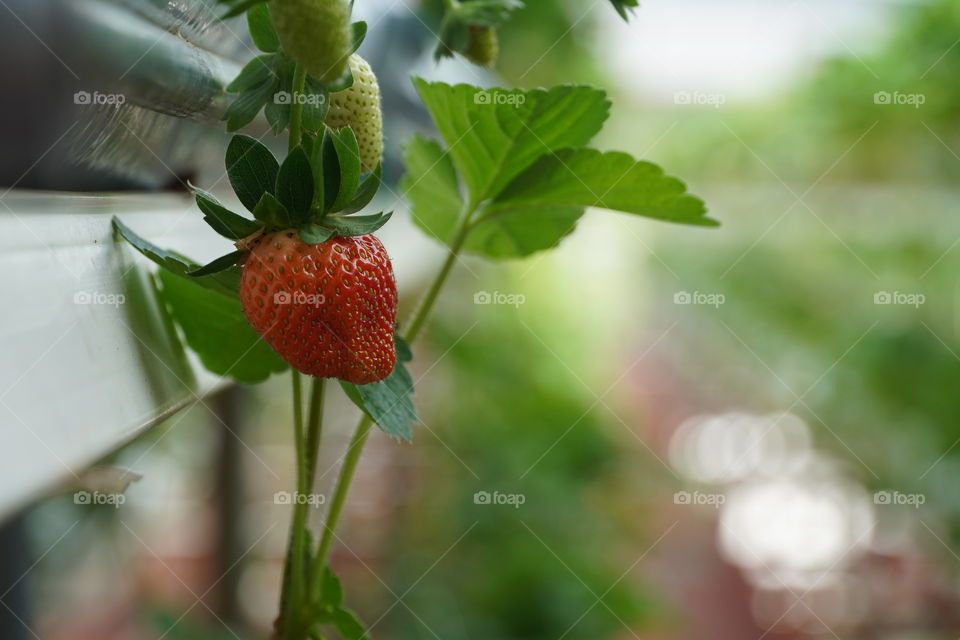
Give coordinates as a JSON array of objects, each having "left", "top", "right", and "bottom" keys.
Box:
[
  {"left": 298, "top": 222, "right": 336, "bottom": 245},
  {"left": 328, "top": 128, "right": 361, "bottom": 212},
  {"left": 187, "top": 251, "right": 245, "bottom": 277},
  {"left": 253, "top": 191, "right": 292, "bottom": 228},
  {"left": 324, "top": 211, "right": 391, "bottom": 236},
  {"left": 341, "top": 335, "right": 416, "bottom": 441},
  {"left": 157, "top": 269, "right": 287, "bottom": 384},
  {"left": 402, "top": 135, "right": 463, "bottom": 248},
  {"left": 247, "top": 3, "right": 280, "bottom": 52},
  {"left": 112, "top": 218, "right": 240, "bottom": 298},
  {"left": 227, "top": 134, "right": 280, "bottom": 212},
  {"left": 224, "top": 80, "right": 276, "bottom": 132},
  {"left": 349, "top": 21, "right": 367, "bottom": 54},
  {"left": 276, "top": 147, "right": 315, "bottom": 220},
  {"left": 190, "top": 184, "right": 262, "bottom": 240},
  {"left": 488, "top": 149, "right": 716, "bottom": 227},
  {"left": 265, "top": 97, "right": 291, "bottom": 135},
  {"left": 330, "top": 608, "right": 368, "bottom": 640},
  {"left": 412, "top": 79, "right": 610, "bottom": 204},
  {"left": 340, "top": 163, "right": 382, "bottom": 214}
]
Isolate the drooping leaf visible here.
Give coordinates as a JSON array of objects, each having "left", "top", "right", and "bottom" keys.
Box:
[
  {"left": 247, "top": 3, "right": 280, "bottom": 52},
  {"left": 275, "top": 146, "right": 315, "bottom": 219},
  {"left": 156, "top": 270, "right": 287, "bottom": 384},
  {"left": 488, "top": 148, "right": 716, "bottom": 227},
  {"left": 413, "top": 79, "right": 610, "bottom": 203},
  {"left": 323, "top": 211, "right": 392, "bottom": 236},
  {"left": 226, "top": 135, "right": 279, "bottom": 212},
  {"left": 190, "top": 184, "right": 262, "bottom": 240},
  {"left": 187, "top": 251, "right": 245, "bottom": 277},
  {"left": 112, "top": 218, "right": 240, "bottom": 298},
  {"left": 341, "top": 335, "right": 417, "bottom": 441},
  {"left": 401, "top": 135, "right": 463, "bottom": 247}
]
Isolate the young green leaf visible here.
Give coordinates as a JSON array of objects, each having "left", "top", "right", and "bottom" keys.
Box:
[
  {"left": 275, "top": 146, "right": 315, "bottom": 218},
  {"left": 298, "top": 222, "right": 336, "bottom": 245},
  {"left": 413, "top": 79, "right": 610, "bottom": 203},
  {"left": 226, "top": 135, "right": 280, "bottom": 212},
  {"left": 402, "top": 135, "right": 463, "bottom": 247},
  {"left": 187, "top": 251, "right": 245, "bottom": 277},
  {"left": 326, "top": 128, "right": 361, "bottom": 211},
  {"left": 488, "top": 149, "right": 717, "bottom": 227},
  {"left": 247, "top": 3, "right": 280, "bottom": 52},
  {"left": 320, "top": 568, "right": 344, "bottom": 609},
  {"left": 340, "top": 162, "right": 382, "bottom": 214},
  {"left": 156, "top": 269, "right": 288, "bottom": 384},
  {"left": 112, "top": 218, "right": 240, "bottom": 298},
  {"left": 190, "top": 184, "right": 262, "bottom": 240},
  {"left": 340, "top": 335, "right": 416, "bottom": 441},
  {"left": 253, "top": 192, "right": 292, "bottom": 228},
  {"left": 323, "top": 211, "right": 392, "bottom": 236}
]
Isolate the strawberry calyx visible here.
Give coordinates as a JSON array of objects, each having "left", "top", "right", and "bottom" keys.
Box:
[
  {"left": 185, "top": 127, "right": 386, "bottom": 277},
  {"left": 434, "top": 0, "right": 521, "bottom": 65}
]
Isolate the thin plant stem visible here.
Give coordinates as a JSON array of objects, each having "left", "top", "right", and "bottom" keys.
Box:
[{"left": 288, "top": 65, "right": 308, "bottom": 151}]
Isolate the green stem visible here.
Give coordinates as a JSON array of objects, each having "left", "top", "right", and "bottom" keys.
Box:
[
  {"left": 308, "top": 208, "right": 474, "bottom": 594},
  {"left": 305, "top": 378, "right": 326, "bottom": 485},
  {"left": 288, "top": 64, "right": 308, "bottom": 151},
  {"left": 284, "top": 370, "right": 308, "bottom": 638}
]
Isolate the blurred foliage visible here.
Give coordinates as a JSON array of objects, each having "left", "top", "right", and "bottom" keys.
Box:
[
  {"left": 370, "top": 271, "right": 660, "bottom": 639},
  {"left": 652, "top": 0, "right": 960, "bottom": 185}
]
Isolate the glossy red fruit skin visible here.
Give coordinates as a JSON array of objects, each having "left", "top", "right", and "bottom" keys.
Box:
[{"left": 240, "top": 231, "right": 397, "bottom": 385}]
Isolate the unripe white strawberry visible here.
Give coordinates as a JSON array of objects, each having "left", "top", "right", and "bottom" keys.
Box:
[
  {"left": 326, "top": 54, "right": 384, "bottom": 173},
  {"left": 269, "top": 0, "right": 351, "bottom": 83}
]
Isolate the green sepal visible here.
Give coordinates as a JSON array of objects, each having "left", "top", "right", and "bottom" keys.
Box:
[
  {"left": 323, "top": 211, "right": 392, "bottom": 236},
  {"left": 226, "top": 134, "right": 279, "bottom": 213},
  {"left": 253, "top": 191, "right": 292, "bottom": 228},
  {"left": 325, "top": 65, "right": 354, "bottom": 93},
  {"left": 224, "top": 79, "right": 276, "bottom": 131},
  {"left": 189, "top": 183, "right": 262, "bottom": 240},
  {"left": 302, "top": 77, "right": 331, "bottom": 132},
  {"left": 217, "top": 0, "right": 265, "bottom": 19},
  {"left": 434, "top": 0, "right": 521, "bottom": 61},
  {"left": 275, "top": 146, "right": 315, "bottom": 221},
  {"left": 112, "top": 218, "right": 240, "bottom": 298},
  {"left": 247, "top": 3, "right": 280, "bottom": 52},
  {"left": 349, "top": 21, "right": 367, "bottom": 54},
  {"left": 226, "top": 54, "right": 276, "bottom": 93},
  {"left": 187, "top": 250, "right": 246, "bottom": 277},
  {"left": 340, "top": 163, "right": 382, "bottom": 214},
  {"left": 298, "top": 222, "right": 336, "bottom": 245},
  {"left": 324, "top": 127, "right": 361, "bottom": 212}
]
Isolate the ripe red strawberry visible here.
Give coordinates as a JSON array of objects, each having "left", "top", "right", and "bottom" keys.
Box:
[{"left": 239, "top": 230, "right": 397, "bottom": 384}]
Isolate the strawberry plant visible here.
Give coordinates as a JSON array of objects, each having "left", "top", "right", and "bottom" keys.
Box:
[{"left": 113, "top": 1, "right": 716, "bottom": 638}]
